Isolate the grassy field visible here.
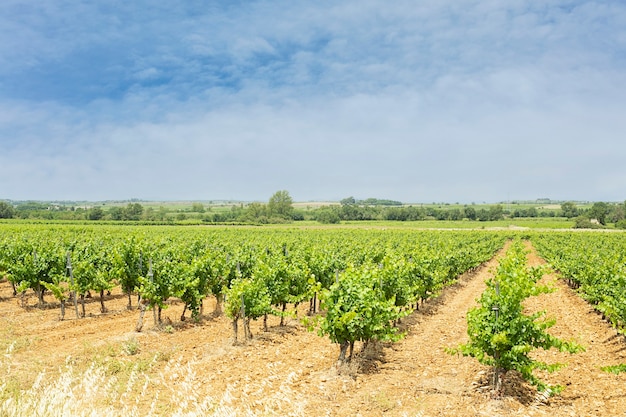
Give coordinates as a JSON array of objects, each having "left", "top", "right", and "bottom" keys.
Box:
[
  {"left": 310, "top": 218, "right": 574, "bottom": 229},
  {"left": 0, "top": 216, "right": 578, "bottom": 229},
  {"left": 0, "top": 218, "right": 576, "bottom": 229}
]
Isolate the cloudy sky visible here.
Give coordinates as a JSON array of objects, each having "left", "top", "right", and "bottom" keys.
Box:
[{"left": 1, "top": 1, "right": 625, "bottom": 203}]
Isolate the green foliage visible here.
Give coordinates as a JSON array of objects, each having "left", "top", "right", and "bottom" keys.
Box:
[
  {"left": 0, "top": 201, "right": 15, "bottom": 219},
  {"left": 87, "top": 206, "right": 105, "bottom": 220},
  {"left": 123, "top": 203, "right": 144, "bottom": 221},
  {"left": 11, "top": 241, "right": 65, "bottom": 305},
  {"left": 0, "top": 225, "right": 506, "bottom": 350},
  {"left": 172, "top": 261, "right": 203, "bottom": 320},
  {"left": 225, "top": 277, "right": 272, "bottom": 321},
  {"left": 253, "top": 245, "right": 313, "bottom": 322},
  {"left": 533, "top": 232, "right": 626, "bottom": 338},
  {"left": 317, "top": 264, "right": 408, "bottom": 362},
  {"left": 190, "top": 250, "right": 227, "bottom": 316},
  {"left": 601, "top": 364, "right": 626, "bottom": 374},
  {"left": 138, "top": 255, "right": 177, "bottom": 315},
  {"left": 360, "top": 198, "right": 403, "bottom": 206},
  {"left": 113, "top": 237, "right": 147, "bottom": 307},
  {"left": 315, "top": 207, "right": 341, "bottom": 224},
  {"left": 340, "top": 196, "right": 356, "bottom": 206},
  {"left": 254, "top": 252, "right": 291, "bottom": 309},
  {"left": 464, "top": 206, "right": 477, "bottom": 220},
  {"left": 305, "top": 246, "right": 345, "bottom": 291},
  {"left": 377, "top": 254, "right": 413, "bottom": 309},
  {"left": 191, "top": 202, "right": 205, "bottom": 213},
  {"left": 225, "top": 276, "right": 272, "bottom": 341},
  {"left": 452, "top": 240, "right": 583, "bottom": 392},
  {"left": 268, "top": 190, "right": 294, "bottom": 220},
  {"left": 42, "top": 280, "right": 69, "bottom": 302},
  {"left": 588, "top": 202, "right": 609, "bottom": 225},
  {"left": 488, "top": 205, "right": 505, "bottom": 221},
  {"left": 560, "top": 201, "right": 579, "bottom": 218},
  {"left": 573, "top": 216, "right": 604, "bottom": 229},
  {"left": 73, "top": 243, "right": 115, "bottom": 291}
]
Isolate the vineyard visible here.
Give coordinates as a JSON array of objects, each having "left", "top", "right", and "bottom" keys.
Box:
[{"left": 1, "top": 224, "right": 626, "bottom": 416}]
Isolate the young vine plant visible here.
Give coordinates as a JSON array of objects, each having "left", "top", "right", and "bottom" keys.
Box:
[{"left": 450, "top": 240, "right": 584, "bottom": 394}]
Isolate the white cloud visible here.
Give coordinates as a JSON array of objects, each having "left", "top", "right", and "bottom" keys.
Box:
[{"left": 1, "top": 1, "right": 626, "bottom": 202}]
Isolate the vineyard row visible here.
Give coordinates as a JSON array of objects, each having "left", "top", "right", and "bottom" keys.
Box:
[{"left": 0, "top": 226, "right": 506, "bottom": 353}]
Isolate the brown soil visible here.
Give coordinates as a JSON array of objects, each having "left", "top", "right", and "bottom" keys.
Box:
[{"left": 1, "top": 241, "right": 626, "bottom": 416}]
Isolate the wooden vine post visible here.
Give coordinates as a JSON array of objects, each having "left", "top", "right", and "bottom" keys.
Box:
[
  {"left": 136, "top": 251, "right": 143, "bottom": 308},
  {"left": 33, "top": 250, "right": 42, "bottom": 308},
  {"left": 492, "top": 280, "right": 501, "bottom": 390},
  {"left": 66, "top": 252, "right": 80, "bottom": 320},
  {"left": 149, "top": 260, "right": 159, "bottom": 327}
]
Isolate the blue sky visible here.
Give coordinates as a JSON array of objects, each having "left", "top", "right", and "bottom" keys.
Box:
[{"left": 1, "top": 1, "right": 625, "bottom": 203}]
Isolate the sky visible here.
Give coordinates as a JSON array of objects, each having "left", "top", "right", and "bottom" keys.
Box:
[{"left": 1, "top": 1, "right": 625, "bottom": 203}]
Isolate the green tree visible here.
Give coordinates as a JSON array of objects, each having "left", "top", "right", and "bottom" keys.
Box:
[
  {"left": 608, "top": 204, "right": 625, "bottom": 224},
  {"left": 108, "top": 207, "right": 124, "bottom": 220},
  {"left": 488, "top": 205, "right": 504, "bottom": 221},
  {"left": 560, "top": 201, "right": 578, "bottom": 218},
  {"left": 0, "top": 201, "right": 15, "bottom": 219},
  {"left": 316, "top": 207, "right": 341, "bottom": 224},
  {"left": 268, "top": 190, "right": 294, "bottom": 219},
  {"left": 588, "top": 202, "right": 609, "bottom": 225},
  {"left": 124, "top": 203, "right": 144, "bottom": 221},
  {"left": 340, "top": 196, "right": 356, "bottom": 206},
  {"left": 87, "top": 206, "right": 104, "bottom": 220},
  {"left": 191, "top": 202, "right": 205, "bottom": 213},
  {"left": 244, "top": 202, "right": 268, "bottom": 222},
  {"left": 464, "top": 206, "right": 477, "bottom": 220},
  {"left": 448, "top": 208, "right": 463, "bottom": 220},
  {"left": 476, "top": 209, "right": 490, "bottom": 221}
]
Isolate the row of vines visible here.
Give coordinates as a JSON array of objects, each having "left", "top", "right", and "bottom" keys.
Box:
[
  {"left": 0, "top": 225, "right": 507, "bottom": 358},
  {"left": 532, "top": 232, "right": 626, "bottom": 338}
]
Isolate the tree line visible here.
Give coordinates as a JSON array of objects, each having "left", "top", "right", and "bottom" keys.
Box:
[{"left": 1, "top": 196, "right": 625, "bottom": 228}]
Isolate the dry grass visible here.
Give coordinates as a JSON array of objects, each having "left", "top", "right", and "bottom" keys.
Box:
[{"left": 0, "top": 342, "right": 308, "bottom": 417}]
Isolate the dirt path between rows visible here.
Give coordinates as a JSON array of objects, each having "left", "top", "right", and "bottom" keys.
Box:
[{"left": 1, "top": 240, "right": 626, "bottom": 416}]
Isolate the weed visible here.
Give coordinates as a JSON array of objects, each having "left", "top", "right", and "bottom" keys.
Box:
[
  {"left": 122, "top": 337, "right": 140, "bottom": 356},
  {"left": 368, "top": 390, "right": 396, "bottom": 412},
  {"left": 154, "top": 350, "right": 172, "bottom": 362},
  {"left": 1, "top": 336, "right": 31, "bottom": 355},
  {"left": 0, "top": 376, "right": 21, "bottom": 404}
]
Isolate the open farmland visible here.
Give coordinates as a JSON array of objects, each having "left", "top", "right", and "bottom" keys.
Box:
[{"left": 1, "top": 225, "right": 626, "bottom": 416}]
